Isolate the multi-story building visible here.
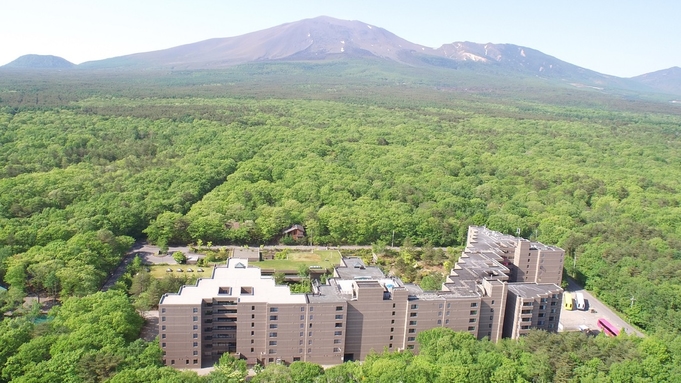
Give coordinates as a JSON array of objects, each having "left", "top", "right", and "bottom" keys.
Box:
[{"left": 159, "top": 226, "right": 564, "bottom": 368}]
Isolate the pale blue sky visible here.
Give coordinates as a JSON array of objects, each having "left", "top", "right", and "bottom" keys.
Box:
[{"left": 1, "top": 0, "right": 678, "bottom": 77}]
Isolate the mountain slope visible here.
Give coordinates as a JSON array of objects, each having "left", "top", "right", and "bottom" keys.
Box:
[
  {"left": 3, "top": 54, "right": 75, "bottom": 69},
  {"left": 80, "top": 16, "right": 433, "bottom": 70},
  {"left": 631, "top": 67, "right": 681, "bottom": 95}
]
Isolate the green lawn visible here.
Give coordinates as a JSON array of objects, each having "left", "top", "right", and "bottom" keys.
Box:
[
  {"left": 252, "top": 249, "right": 341, "bottom": 272},
  {"left": 148, "top": 265, "right": 214, "bottom": 279}
]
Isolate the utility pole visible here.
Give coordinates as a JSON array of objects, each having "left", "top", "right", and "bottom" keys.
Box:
[{"left": 391, "top": 230, "right": 395, "bottom": 248}]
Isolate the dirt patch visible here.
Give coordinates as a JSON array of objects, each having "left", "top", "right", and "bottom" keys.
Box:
[{"left": 140, "top": 310, "right": 159, "bottom": 341}]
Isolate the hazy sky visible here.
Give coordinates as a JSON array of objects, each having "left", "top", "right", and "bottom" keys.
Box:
[{"left": 1, "top": 0, "right": 678, "bottom": 77}]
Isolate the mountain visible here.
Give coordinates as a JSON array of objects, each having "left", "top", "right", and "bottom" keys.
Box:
[
  {"left": 3, "top": 54, "right": 75, "bottom": 69},
  {"left": 6, "top": 16, "right": 678, "bottom": 97},
  {"left": 80, "top": 16, "right": 431, "bottom": 70},
  {"left": 631, "top": 67, "right": 681, "bottom": 96}
]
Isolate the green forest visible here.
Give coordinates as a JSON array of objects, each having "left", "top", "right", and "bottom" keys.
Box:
[{"left": 1, "top": 64, "right": 681, "bottom": 381}]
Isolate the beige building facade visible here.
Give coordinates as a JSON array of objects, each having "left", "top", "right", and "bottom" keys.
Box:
[{"left": 159, "top": 226, "right": 564, "bottom": 368}]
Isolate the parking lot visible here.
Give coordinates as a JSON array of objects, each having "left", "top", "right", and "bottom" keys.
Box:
[{"left": 559, "top": 278, "right": 643, "bottom": 336}]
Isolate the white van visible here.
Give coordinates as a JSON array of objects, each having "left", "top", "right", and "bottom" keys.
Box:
[{"left": 576, "top": 292, "right": 586, "bottom": 310}]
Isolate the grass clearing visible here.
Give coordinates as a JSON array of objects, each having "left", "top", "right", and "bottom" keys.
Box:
[
  {"left": 253, "top": 249, "right": 341, "bottom": 271},
  {"left": 148, "top": 265, "right": 214, "bottom": 279}
]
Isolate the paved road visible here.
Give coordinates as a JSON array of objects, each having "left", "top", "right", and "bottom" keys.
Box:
[{"left": 560, "top": 277, "right": 644, "bottom": 337}]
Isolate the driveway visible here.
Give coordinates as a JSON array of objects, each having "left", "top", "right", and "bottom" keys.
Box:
[{"left": 560, "top": 277, "right": 644, "bottom": 337}]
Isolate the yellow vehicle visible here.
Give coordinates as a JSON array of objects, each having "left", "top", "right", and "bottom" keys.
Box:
[{"left": 564, "top": 292, "right": 574, "bottom": 310}]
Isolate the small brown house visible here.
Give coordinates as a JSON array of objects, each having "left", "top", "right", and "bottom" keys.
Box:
[{"left": 282, "top": 224, "right": 305, "bottom": 241}]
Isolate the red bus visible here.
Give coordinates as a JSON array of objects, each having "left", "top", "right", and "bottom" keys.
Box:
[{"left": 597, "top": 318, "right": 620, "bottom": 337}]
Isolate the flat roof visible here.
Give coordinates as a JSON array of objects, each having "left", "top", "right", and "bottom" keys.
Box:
[
  {"left": 507, "top": 283, "right": 562, "bottom": 298},
  {"left": 335, "top": 258, "right": 388, "bottom": 280},
  {"left": 160, "top": 258, "right": 306, "bottom": 305}
]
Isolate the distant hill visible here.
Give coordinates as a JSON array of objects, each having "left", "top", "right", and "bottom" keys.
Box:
[
  {"left": 79, "top": 16, "right": 431, "bottom": 70},
  {"left": 631, "top": 67, "right": 681, "bottom": 95},
  {"left": 3, "top": 54, "right": 75, "bottom": 69},
  {"left": 5, "top": 16, "right": 680, "bottom": 97}
]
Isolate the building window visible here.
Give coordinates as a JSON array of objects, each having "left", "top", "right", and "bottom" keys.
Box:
[
  {"left": 334, "top": 339, "right": 341, "bottom": 344},
  {"left": 410, "top": 313, "right": 417, "bottom": 317},
  {"left": 308, "top": 339, "right": 312, "bottom": 345},
  {"left": 270, "top": 324, "right": 278, "bottom": 329},
  {"left": 270, "top": 307, "right": 278, "bottom": 312},
  {"left": 439, "top": 303, "right": 443, "bottom": 309},
  {"left": 310, "top": 307, "right": 313, "bottom": 312},
  {"left": 193, "top": 342, "right": 198, "bottom": 347},
  {"left": 251, "top": 323, "right": 255, "bottom": 327},
  {"left": 391, "top": 319, "right": 395, "bottom": 324},
  {"left": 193, "top": 316, "right": 198, "bottom": 322},
  {"left": 193, "top": 350, "right": 198, "bottom": 356},
  {"left": 334, "top": 331, "right": 343, "bottom": 336},
  {"left": 335, "top": 314, "right": 344, "bottom": 320},
  {"left": 193, "top": 359, "right": 198, "bottom": 364},
  {"left": 193, "top": 308, "right": 198, "bottom": 313},
  {"left": 390, "top": 328, "right": 394, "bottom": 332},
  {"left": 409, "top": 321, "right": 417, "bottom": 326},
  {"left": 549, "top": 316, "right": 555, "bottom": 321},
  {"left": 300, "top": 323, "right": 304, "bottom": 329},
  {"left": 252, "top": 306, "right": 255, "bottom": 310},
  {"left": 392, "top": 311, "right": 396, "bottom": 316},
  {"left": 491, "top": 300, "right": 495, "bottom": 305},
  {"left": 470, "top": 302, "right": 478, "bottom": 308},
  {"left": 389, "top": 343, "right": 393, "bottom": 348},
  {"left": 489, "top": 324, "right": 493, "bottom": 328},
  {"left": 251, "top": 331, "right": 254, "bottom": 336},
  {"left": 269, "top": 332, "right": 277, "bottom": 338},
  {"left": 162, "top": 342, "right": 166, "bottom": 348},
  {"left": 161, "top": 325, "right": 166, "bottom": 331},
  {"left": 446, "top": 311, "right": 450, "bottom": 316},
  {"left": 251, "top": 348, "right": 254, "bottom": 352},
  {"left": 470, "top": 310, "right": 477, "bottom": 315},
  {"left": 468, "top": 326, "right": 475, "bottom": 331},
  {"left": 193, "top": 325, "right": 198, "bottom": 330},
  {"left": 333, "top": 347, "right": 341, "bottom": 353},
  {"left": 251, "top": 339, "right": 254, "bottom": 344},
  {"left": 335, "top": 323, "right": 343, "bottom": 328},
  {"left": 408, "top": 328, "right": 415, "bottom": 333},
  {"left": 490, "top": 316, "right": 493, "bottom": 320},
  {"left": 538, "top": 321, "right": 545, "bottom": 326},
  {"left": 407, "top": 337, "right": 415, "bottom": 342},
  {"left": 411, "top": 304, "right": 418, "bottom": 310},
  {"left": 161, "top": 334, "right": 166, "bottom": 339},
  {"left": 309, "top": 315, "right": 314, "bottom": 320},
  {"left": 308, "top": 331, "right": 313, "bottom": 337},
  {"left": 437, "top": 319, "right": 442, "bottom": 324},
  {"left": 445, "top": 319, "right": 450, "bottom": 324},
  {"left": 447, "top": 303, "right": 451, "bottom": 309},
  {"left": 469, "top": 318, "right": 476, "bottom": 323},
  {"left": 300, "top": 315, "right": 305, "bottom": 321},
  {"left": 161, "top": 317, "right": 166, "bottom": 322},
  {"left": 269, "top": 349, "right": 276, "bottom": 354},
  {"left": 161, "top": 308, "right": 166, "bottom": 314},
  {"left": 270, "top": 315, "right": 278, "bottom": 321},
  {"left": 300, "top": 332, "right": 304, "bottom": 337},
  {"left": 193, "top": 333, "right": 198, "bottom": 339},
  {"left": 407, "top": 345, "right": 414, "bottom": 350},
  {"left": 389, "top": 335, "right": 394, "bottom": 340},
  {"left": 171, "top": 360, "right": 175, "bottom": 365},
  {"left": 336, "top": 306, "right": 343, "bottom": 311},
  {"left": 269, "top": 341, "right": 277, "bottom": 346}
]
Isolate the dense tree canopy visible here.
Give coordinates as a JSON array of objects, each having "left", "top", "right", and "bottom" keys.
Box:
[{"left": 1, "top": 64, "right": 681, "bottom": 379}]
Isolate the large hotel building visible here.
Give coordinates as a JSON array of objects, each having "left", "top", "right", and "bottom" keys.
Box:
[{"left": 159, "top": 226, "right": 564, "bottom": 368}]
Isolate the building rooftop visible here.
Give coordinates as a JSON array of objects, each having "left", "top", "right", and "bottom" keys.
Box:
[
  {"left": 334, "top": 257, "right": 388, "bottom": 280},
  {"left": 507, "top": 283, "right": 562, "bottom": 298},
  {"left": 160, "top": 258, "right": 306, "bottom": 305}
]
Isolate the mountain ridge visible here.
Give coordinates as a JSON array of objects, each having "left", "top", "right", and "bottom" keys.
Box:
[{"left": 3, "top": 16, "right": 679, "bottom": 95}]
